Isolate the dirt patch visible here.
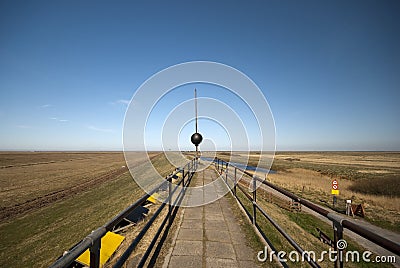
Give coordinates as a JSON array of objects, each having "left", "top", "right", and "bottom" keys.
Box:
[
  {"left": 274, "top": 152, "right": 400, "bottom": 169},
  {"left": 357, "top": 169, "right": 392, "bottom": 174}
]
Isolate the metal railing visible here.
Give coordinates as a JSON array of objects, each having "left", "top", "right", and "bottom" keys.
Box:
[
  {"left": 49, "top": 158, "right": 198, "bottom": 268},
  {"left": 214, "top": 158, "right": 400, "bottom": 268}
]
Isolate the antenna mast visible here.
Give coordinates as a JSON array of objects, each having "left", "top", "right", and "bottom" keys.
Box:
[
  {"left": 190, "top": 88, "right": 203, "bottom": 158},
  {"left": 195, "top": 88, "right": 198, "bottom": 133}
]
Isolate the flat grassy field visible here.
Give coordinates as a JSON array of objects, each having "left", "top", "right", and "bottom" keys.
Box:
[
  {"left": 1, "top": 151, "right": 398, "bottom": 267},
  {"left": 0, "top": 152, "right": 128, "bottom": 209},
  {"left": 218, "top": 151, "right": 400, "bottom": 232},
  {"left": 0, "top": 151, "right": 177, "bottom": 268}
]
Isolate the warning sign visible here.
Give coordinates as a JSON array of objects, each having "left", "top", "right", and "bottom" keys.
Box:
[{"left": 331, "top": 179, "right": 339, "bottom": 195}]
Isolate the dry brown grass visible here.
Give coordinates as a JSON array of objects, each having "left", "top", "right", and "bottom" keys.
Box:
[
  {"left": 224, "top": 152, "right": 400, "bottom": 232},
  {"left": 235, "top": 169, "right": 394, "bottom": 267},
  {"left": 273, "top": 152, "right": 400, "bottom": 169},
  {"left": 265, "top": 168, "right": 400, "bottom": 232},
  {"left": 268, "top": 168, "right": 400, "bottom": 211}
]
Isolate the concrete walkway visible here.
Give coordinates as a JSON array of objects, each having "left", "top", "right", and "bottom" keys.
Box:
[{"left": 163, "top": 163, "right": 261, "bottom": 268}]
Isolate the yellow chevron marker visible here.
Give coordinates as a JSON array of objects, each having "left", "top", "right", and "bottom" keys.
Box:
[
  {"left": 147, "top": 192, "right": 160, "bottom": 204},
  {"left": 76, "top": 231, "right": 124, "bottom": 266}
]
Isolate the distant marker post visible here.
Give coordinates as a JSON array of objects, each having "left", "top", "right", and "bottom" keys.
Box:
[{"left": 331, "top": 179, "right": 339, "bottom": 207}]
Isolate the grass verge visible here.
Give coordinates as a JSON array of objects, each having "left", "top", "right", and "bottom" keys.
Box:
[
  {"left": 0, "top": 153, "right": 176, "bottom": 268},
  {"left": 0, "top": 172, "right": 142, "bottom": 267}
]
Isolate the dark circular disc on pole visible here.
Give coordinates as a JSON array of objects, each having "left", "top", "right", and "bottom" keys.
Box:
[{"left": 191, "top": 132, "right": 203, "bottom": 146}]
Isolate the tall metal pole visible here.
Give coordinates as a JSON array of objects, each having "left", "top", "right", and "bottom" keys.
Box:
[
  {"left": 195, "top": 88, "right": 198, "bottom": 134},
  {"left": 190, "top": 88, "right": 202, "bottom": 161},
  {"left": 194, "top": 88, "right": 198, "bottom": 158}
]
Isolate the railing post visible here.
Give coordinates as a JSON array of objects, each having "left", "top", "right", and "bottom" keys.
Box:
[
  {"left": 168, "top": 177, "right": 172, "bottom": 225},
  {"left": 182, "top": 168, "right": 185, "bottom": 186},
  {"left": 234, "top": 168, "right": 237, "bottom": 196},
  {"left": 191, "top": 159, "right": 194, "bottom": 173},
  {"left": 89, "top": 238, "right": 101, "bottom": 268},
  {"left": 252, "top": 177, "right": 257, "bottom": 225},
  {"left": 333, "top": 219, "right": 344, "bottom": 268},
  {"left": 225, "top": 163, "right": 228, "bottom": 183}
]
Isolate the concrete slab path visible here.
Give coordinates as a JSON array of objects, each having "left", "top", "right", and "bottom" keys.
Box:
[{"left": 163, "top": 162, "right": 261, "bottom": 268}]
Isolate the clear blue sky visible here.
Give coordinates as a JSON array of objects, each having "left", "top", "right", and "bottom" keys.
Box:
[{"left": 0, "top": 0, "right": 399, "bottom": 151}]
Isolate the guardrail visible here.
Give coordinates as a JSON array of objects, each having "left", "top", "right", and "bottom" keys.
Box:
[
  {"left": 214, "top": 158, "right": 400, "bottom": 268},
  {"left": 49, "top": 158, "right": 198, "bottom": 268}
]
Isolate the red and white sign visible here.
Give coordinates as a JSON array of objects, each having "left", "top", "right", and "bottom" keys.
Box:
[{"left": 331, "top": 179, "right": 339, "bottom": 195}]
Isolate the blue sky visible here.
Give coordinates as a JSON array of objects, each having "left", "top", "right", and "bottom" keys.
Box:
[{"left": 0, "top": 0, "right": 399, "bottom": 151}]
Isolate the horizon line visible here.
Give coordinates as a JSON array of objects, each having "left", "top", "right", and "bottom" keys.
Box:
[{"left": 0, "top": 150, "right": 399, "bottom": 153}]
